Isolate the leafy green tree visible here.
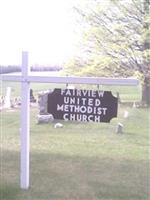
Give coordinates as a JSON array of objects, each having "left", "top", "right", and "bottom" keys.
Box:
[{"left": 65, "top": 0, "right": 150, "bottom": 105}]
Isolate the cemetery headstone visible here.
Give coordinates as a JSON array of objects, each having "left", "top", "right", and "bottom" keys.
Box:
[
  {"left": 0, "top": 96, "right": 4, "bottom": 106},
  {"left": 38, "top": 90, "right": 50, "bottom": 115},
  {"left": 37, "top": 90, "right": 54, "bottom": 123},
  {"left": 30, "top": 89, "right": 36, "bottom": 103},
  {"left": 116, "top": 122, "right": 123, "bottom": 134},
  {"left": 123, "top": 110, "right": 129, "bottom": 118},
  {"left": 54, "top": 123, "right": 63, "bottom": 128},
  {"left": 132, "top": 102, "right": 136, "bottom": 108},
  {"left": 17, "top": 97, "right": 21, "bottom": 105},
  {"left": 4, "top": 87, "right": 11, "bottom": 108}
]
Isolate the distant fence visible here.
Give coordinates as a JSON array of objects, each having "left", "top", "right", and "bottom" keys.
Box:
[{"left": 0, "top": 65, "right": 62, "bottom": 74}]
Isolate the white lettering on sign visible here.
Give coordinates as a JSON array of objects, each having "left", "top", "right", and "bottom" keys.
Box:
[
  {"left": 57, "top": 104, "right": 63, "bottom": 111},
  {"left": 57, "top": 104, "right": 107, "bottom": 115},
  {"left": 63, "top": 113, "right": 101, "bottom": 122},
  {"left": 61, "top": 89, "right": 104, "bottom": 98},
  {"left": 56, "top": 89, "right": 108, "bottom": 122},
  {"left": 63, "top": 97, "right": 101, "bottom": 106}
]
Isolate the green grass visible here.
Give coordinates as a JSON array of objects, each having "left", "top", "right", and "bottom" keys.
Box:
[
  {"left": 0, "top": 80, "right": 148, "bottom": 199},
  {"left": 1, "top": 104, "right": 150, "bottom": 200}
]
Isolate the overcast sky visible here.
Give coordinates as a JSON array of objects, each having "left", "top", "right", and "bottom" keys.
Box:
[{"left": 0, "top": 0, "right": 77, "bottom": 65}]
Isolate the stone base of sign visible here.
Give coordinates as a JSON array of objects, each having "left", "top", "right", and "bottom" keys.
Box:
[{"left": 37, "top": 114, "right": 54, "bottom": 124}]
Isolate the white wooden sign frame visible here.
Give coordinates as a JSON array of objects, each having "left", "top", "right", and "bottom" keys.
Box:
[{"left": 0, "top": 52, "right": 139, "bottom": 189}]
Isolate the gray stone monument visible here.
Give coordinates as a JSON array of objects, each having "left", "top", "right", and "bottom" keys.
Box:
[
  {"left": 38, "top": 90, "right": 49, "bottom": 115},
  {"left": 37, "top": 90, "right": 54, "bottom": 123}
]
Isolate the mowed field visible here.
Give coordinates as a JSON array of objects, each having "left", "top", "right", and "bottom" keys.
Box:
[{"left": 0, "top": 80, "right": 150, "bottom": 200}]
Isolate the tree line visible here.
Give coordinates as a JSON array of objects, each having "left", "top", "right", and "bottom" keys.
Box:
[{"left": 0, "top": 65, "right": 62, "bottom": 74}]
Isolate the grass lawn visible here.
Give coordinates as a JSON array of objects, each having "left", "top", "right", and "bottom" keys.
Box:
[
  {"left": 0, "top": 79, "right": 149, "bottom": 199},
  {"left": 1, "top": 103, "right": 150, "bottom": 200}
]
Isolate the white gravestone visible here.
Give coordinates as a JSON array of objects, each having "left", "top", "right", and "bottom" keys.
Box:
[
  {"left": 54, "top": 123, "right": 63, "bottom": 128},
  {"left": 4, "top": 87, "right": 11, "bottom": 108},
  {"left": 123, "top": 110, "right": 129, "bottom": 118}
]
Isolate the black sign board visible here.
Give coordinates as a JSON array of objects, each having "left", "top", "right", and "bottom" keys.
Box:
[{"left": 47, "top": 88, "right": 118, "bottom": 123}]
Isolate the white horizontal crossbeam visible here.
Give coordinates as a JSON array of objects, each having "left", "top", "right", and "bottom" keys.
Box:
[{"left": 0, "top": 74, "right": 139, "bottom": 86}]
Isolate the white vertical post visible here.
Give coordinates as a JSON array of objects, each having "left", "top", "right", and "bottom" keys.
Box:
[{"left": 20, "top": 51, "right": 30, "bottom": 189}]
